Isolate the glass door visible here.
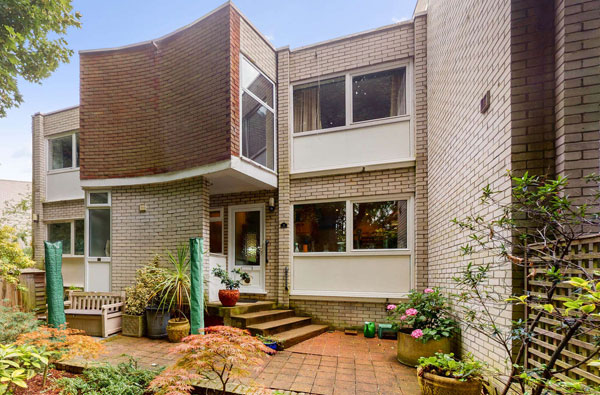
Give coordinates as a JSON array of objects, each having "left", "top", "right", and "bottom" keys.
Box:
[
  {"left": 85, "top": 192, "right": 111, "bottom": 292},
  {"left": 228, "top": 204, "right": 265, "bottom": 293}
]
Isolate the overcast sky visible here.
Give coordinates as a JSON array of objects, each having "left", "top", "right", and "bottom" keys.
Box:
[{"left": 0, "top": 0, "right": 417, "bottom": 182}]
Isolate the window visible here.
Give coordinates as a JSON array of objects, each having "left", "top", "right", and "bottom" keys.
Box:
[
  {"left": 209, "top": 209, "right": 223, "bottom": 254},
  {"left": 293, "top": 77, "right": 345, "bottom": 133},
  {"left": 292, "top": 65, "right": 408, "bottom": 133},
  {"left": 89, "top": 192, "right": 109, "bottom": 205},
  {"left": 353, "top": 200, "right": 407, "bottom": 249},
  {"left": 47, "top": 220, "right": 84, "bottom": 256},
  {"left": 240, "top": 57, "right": 275, "bottom": 170},
  {"left": 294, "top": 202, "right": 346, "bottom": 252},
  {"left": 48, "top": 132, "right": 79, "bottom": 170},
  {"left": 87, "top": 191, "right": 110, "bottom": 258},
  {"left": 353, "top": 68, "right": 406, "bottom": 122}
]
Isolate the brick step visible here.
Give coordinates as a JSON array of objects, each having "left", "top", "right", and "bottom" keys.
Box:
[
  {"left": 206, "top": 301, "right": 276, "bottom": 319},
  {"left": 231, "top": 309, "right": 295, "bottom": 327},
  {"left": 272, "top": 324, "right": 329, "bottom": 349},
  {"left": 246, "top": 316, "right": 312, "bottom": 336}
]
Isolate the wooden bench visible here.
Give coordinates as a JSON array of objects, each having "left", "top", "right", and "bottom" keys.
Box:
[{"left": 65, "top": 291, "right": 125, "bottom": 337}]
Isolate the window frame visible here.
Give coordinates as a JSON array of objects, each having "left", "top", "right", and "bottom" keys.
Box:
[
  {"left": 87, "top": 191, "right": 111, "bottom": 207},
  {"left": 291, "top": 195, "right": 413, "bottom": 257},
  {"left": 290, "top": 61, "right": 411, "bottom": 136},
  {"left": 209, "top": 208, "right": 225, "bottom": 255},
  {"left": 239, "top": 54, "right": 277, "bottom": 173},
  {"left": 47, "top": 130, "right": 79, "bottom": 174},
  {"left": 46, "top": 219, "right": 85, "bottom": 257}
]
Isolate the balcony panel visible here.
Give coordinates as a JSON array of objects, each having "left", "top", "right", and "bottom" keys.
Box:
[{"left": 47, "top": 169, "right": 84, "bottom": 202}]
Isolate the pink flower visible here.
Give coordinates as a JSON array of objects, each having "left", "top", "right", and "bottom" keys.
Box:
[
  {"left": 400, "top": 315, "right": 407, "bottom": 320},
  {"left": 405, "top": 308, "right": 418, "bottom": 316},
  {"left": 424, "top": 288, "right": 434, "bottom": 294},
  {"left": 411, "top": 329, "right": 424, "bottom": 339},
  {"left": 387, "top": 304, "right": 397, "bottom": 311}
]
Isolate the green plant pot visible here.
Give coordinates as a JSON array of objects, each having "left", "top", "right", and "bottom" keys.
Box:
[
  {"left": 397, "top": 329, "right": 452, "bottom": 367},
  {"left": 122, "top": 314, "right": 146, "bottom": 337},
  {"left": 417, "top": 367, "right": 482, "bottom": 395}
]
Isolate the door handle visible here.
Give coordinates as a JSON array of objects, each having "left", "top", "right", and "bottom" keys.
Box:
[{"left": 265, "top": 240, "right": 269, "bottom": 264}]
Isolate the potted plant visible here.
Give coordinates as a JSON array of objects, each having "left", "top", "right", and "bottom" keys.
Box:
[
  {"left": 387, "top": 288, "right": 458, "bottom": 366},
  {"left": 143, "top": 257, "right": 172, "bottom": 339},
  {"left": 155, "top": 245, "right": 192, "bottom": 343},
  {"left": 211, "top": 266, "right": 250, "bottom": 307},
  {"left": 123, "top": 258, "right": 163, "bottom": 337},
  {"left": 256, "top": 334, "right": 279, "bottom": 351},
  {"left": 417, "top": 353, "right": 485, "bottom": 395}
]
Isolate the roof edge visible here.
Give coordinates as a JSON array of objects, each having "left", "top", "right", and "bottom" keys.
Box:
[
  {"left": 34, "top": 104, "right": 79, "bottom": 117},
  {"left": 229, "top": 2, "right": 277, "bottom": 51}
]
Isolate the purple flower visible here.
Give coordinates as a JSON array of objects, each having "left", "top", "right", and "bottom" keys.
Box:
[
  {"left": 405, "top": 308, "right": 418, "bottom": 316},
  {"left": 387, "top": 304, "right": 397, "bottom": 311},
  {"left": 424, "top": 288, "right": 434, "bottom": 294},
  {"left": 411, "top": 329, "right": 424, "bottom": 339}
]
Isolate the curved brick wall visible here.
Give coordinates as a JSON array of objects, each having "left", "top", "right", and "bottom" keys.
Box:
[{"left": 80, "top": 6, "right": 239, "bottom": 180}]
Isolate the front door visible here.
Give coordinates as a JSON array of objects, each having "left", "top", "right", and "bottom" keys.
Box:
[{"left": 228, "top": 204, "right": 265, "bottom": 294}]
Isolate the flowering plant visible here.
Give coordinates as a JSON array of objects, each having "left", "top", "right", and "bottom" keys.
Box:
[{"left": 387, "top": 288, "right": 458, "bottom": 343}]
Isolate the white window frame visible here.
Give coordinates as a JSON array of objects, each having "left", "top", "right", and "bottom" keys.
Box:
[
  {"left": 239, "top": 54, "right": 277, "bottom": 173},
  {"left": 209, "top": 208, "right": 225, "bottom": 255},
  {"left": 87, "top": 191, "right": 111, "bottom": 207},
  {"left": 47, "top": 130, "right": 79, "bottom": 174},
  {"left": 290, "top": 60, "right": 412, "bottom": 136},
  {"left": 46, "top": 219, "right": 85, "bottom": 257},
  {"left": 291, "top": 194, "right": 413, "bottom": 257}
]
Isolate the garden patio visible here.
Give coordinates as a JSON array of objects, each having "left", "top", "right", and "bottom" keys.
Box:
[{"left": 60, "top": 331, "right": 419, "bottom": 395}]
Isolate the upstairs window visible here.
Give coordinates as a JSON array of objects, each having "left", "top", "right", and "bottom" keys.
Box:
[
  {"left": 49, "top": 132, "right": 79, "bottom": 171},
  {"left": 240, "top": 56, "right": 276, "bottom": 171},
  {"left": 353, "top": 68, "right": 406, "bottom": 122},
  {"left": 293, "top": 77, "right": 345, "bottom": 133}
]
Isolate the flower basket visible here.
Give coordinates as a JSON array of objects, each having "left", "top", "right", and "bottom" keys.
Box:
[
  {"left": 397, "top": 329, "right": 451, "bottom": 367},
  {"left": 417, "top": 367, "right": 482, "bottom": 395},
  {"left": 122, "top": 314, "right": 146, "bottom": 337}
]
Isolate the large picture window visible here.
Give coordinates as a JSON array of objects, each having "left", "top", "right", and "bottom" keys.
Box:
[
  {"left": 353, "top": 200, "right": 407, "bottom": 249},
  {"left": 240, "top": 57, "right": 275, "bottom": 170},
  {"left": 48, "top": 132, "right": 79, "bottom": 171},
  {"left": 47, "top": 220, "right": 84, "bottom": 256},
  {"left": 294, "top": 202, "right": 346, "bottom": 252}
]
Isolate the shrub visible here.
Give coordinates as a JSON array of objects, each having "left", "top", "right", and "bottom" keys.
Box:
[
  {"left": 211, "top": 266, "right": 250, "bottom": 290},
  {"left": 418, "top": 353, "right": 486, "bottom": 382},
  {"left": 0, "top": 304, "right": 39, "bottom": 343},
  {"left": 53, "top": 358, "right": 161, "bottom": 395},
  {"left": 125, "top": 256, "right": 168, "bottom": 315},
  {"left": 0, "top": 343, "right": 50, "bottom": 393},
  {"left": 0, "top": 225, "right": 34, "bottom": 286}
]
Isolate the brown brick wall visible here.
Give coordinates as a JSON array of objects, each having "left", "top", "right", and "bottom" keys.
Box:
[{"left": 80, "top": 6, "right": 236, "bottom": 180}]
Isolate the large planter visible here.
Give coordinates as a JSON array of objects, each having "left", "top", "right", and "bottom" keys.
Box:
[
  {"left": 397, "top": 329, "right": 452, "bottom": 367},
  {"left": 417, "top": 367, "right": 482, "bottom": 395},
  {"left": 122, "top": 314, "right": 146, "bottom": 337},
  {"left": 145, "top": 306, "right": 170, "bottom": 339},
  {"left": 218, "top": 289, "right": 240, "bottom": 307},
  {"left": 167, "top": 318, "right": 190, "bottom": 343}
]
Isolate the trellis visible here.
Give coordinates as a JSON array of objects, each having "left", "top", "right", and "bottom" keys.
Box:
[{"left": 526, "top": 235, "right": 600, "bottom": 386}]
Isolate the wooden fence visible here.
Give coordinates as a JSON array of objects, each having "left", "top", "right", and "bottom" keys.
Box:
[
  {"left": 0, "top": 268, "right": 46, "bottom": 314},
  {"left": 526, "top": 235, "right": 600, "bottom": 386}
]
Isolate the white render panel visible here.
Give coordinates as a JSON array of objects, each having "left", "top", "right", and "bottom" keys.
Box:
[
  {"left": 87, "top": 262, "right": 111, "bottom": 292},
  {"left": 62, "top": 257, "right": 84, "bottom": 287},
  {"left": 46, "top": 170, "right": 84, "bottom": 202},
  {"left": 292, "top": 254, "right": 411, "bottom": 297},
  {"left": 292, "top": 120, "right": 412, "bottom": 173}
]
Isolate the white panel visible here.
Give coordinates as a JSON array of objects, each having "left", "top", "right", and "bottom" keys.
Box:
[
  {"left": 208, "top": 254, "right": 227, "bottom": 302},
  {"left": 62, "top": 257, "right": 84, "bottom": 288},
  {"left": 47, "top": 170, "right": 84, "bottom": 201},
  {"left": 87, "top": 262, "right": 110, "bottom": 292},
  {"left": 292, "top": 255, "right": 411, "bottom": 297},
  {"left": 292, "top": 120, "right": 411, "bottom": 173}
]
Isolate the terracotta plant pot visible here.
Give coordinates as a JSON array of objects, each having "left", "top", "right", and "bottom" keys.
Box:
[
  {"left": 397, "top": 329, "right": 452, "bottom": 367},
  {"left": 417, "top": 367, "right": 482, "bottom": 395},
  {"left": 219, "top": 289, "right": 240, "bottom": 307},
  {"left": 167, "top": 318, "right": 190, "bottom": 343},
  {"left": 122, "top": 314, "right": 146, "bottom": 337}
]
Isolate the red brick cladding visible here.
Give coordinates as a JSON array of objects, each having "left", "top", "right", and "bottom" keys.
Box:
[{"left": 80, "top": 5, "right": 240, "bottom": 180}]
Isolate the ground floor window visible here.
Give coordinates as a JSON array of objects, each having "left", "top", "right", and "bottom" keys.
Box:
[
  {"left": 353, "top": 200, "right": 407, "bottom": 249},
  {"left": 294, "top": 202, "right": 346, "bottom": 252},
  {"left": 47, "top": 219, "right": 84, "bottom": 256},
  {"left": 209, "top": 209, "right": 223, "bottom": 254}
]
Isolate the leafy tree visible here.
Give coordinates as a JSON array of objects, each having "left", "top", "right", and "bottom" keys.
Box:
[
  {"left": 0, "top": 0, "right": 81, "bottom": 117},
  {"left": 0, "top": 225, "right": 34, "bottom": 286},
  {"left": 0, "top": 192, "right": 32, "bottom": 256},
  {"left": 451, "top": 173, "right": 600, "bottom": 394}
]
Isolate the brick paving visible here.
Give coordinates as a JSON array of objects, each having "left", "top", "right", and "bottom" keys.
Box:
[{"left": 62, "top": 331, "right": 418, "bottom": 394}]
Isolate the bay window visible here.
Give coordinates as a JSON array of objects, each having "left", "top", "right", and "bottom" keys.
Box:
[
  {"left": 48, "top": 132, "right": 79, "bottom": 171},
  {"left": 47, "top": 220, "right": 84, "bottom": 256}
]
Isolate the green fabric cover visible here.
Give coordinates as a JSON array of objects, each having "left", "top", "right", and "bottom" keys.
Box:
[
  {"left": 44, "top": 241, "right": 66, "bottom": 328},
  {"left": 189, "top": 237, "right": 204, "bottom": 335}
]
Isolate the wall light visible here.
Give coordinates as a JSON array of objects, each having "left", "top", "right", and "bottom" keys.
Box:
[{"left": 268, "top": 197, "right": 275, "bottom": 212}]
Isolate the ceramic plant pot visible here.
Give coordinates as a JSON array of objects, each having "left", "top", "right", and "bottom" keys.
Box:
[
  {"left": 417, "top": 367, "right": 482, "bottom": 395},
  {"left": 167, "top": 318, "right": 190, "bottom": 343},
  {"left": 218, "top": 289, "right": 240, "bottom": 307},
  {"left": 145, "top": 306, "right": 170, "bottom": 339},
  {"left": 122, "top": 314, "right": 146, "bottom": 337},
  {"left": 397, "top": 329, "right": 452, "bottom": 367}
]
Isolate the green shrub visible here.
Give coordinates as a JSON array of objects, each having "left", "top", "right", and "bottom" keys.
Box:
[
  {"left": 54, "top": 358, "right": 162, "bottom": 395},
  {"left": 418, "top": 353, "right": 486, "bottom": 382},
  {"left": 125, "top": 256, "right": 169, "bottom": 315},
  {"left": 0, "top": 304, "right": 39, "bottom": 343}
]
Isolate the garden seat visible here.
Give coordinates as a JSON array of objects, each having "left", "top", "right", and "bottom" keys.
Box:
[{"left": 64, "top": 291, "right": 125, "bottom": 337}]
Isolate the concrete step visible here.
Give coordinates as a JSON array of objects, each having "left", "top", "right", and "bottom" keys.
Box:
[
  {"left": 246, "top": 316, "right": 312, "bottom": 336},
  {"left": 272, "top": 324, "right": 329, "bottom": 349},
  {"left": 230, "top": 309, "right": 295, "bottom": 327}
]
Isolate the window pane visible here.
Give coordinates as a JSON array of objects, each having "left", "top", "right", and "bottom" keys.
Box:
[
  {"left": 210, "top": 220, "right": 223, "bottom": 254},
  {"left": 89, "top": 209, "right": 110, "bottom": 257},
  {"left": 293, "top": 77, "right": 345, "bottom": 132},
  {"left": 294, "top": 202, "right": 345, "bottom": 252},
  {"left": 89, "top": 192, "right": 109, "bottom": 205},
  {"left": 234, "top": 211, "right": 260, "bottom": 266},
  {"left": 241, "top": 58, "right": 273, "bottom": 108},
  {"left": 242, "top": 92, "right": 275, "bottom": 170},
  {"left": 47, "top": 223, "right": 72, "bottom": 255},
  {"left": 49, "top": 135, "right": 73, "bottom": 170},
  {"left": 74, "top": 219, "right": 84, "bottom": 255},
  {"left": 353, "top": 200, "right": 407, "bottom": 249},
  {"left": 352, "top": 68, "right": 406, "bottom": 122},
  {"left": 75, "top": 133, "right": 80, "bottom": 168}
]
